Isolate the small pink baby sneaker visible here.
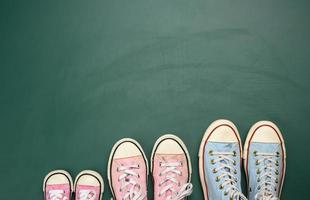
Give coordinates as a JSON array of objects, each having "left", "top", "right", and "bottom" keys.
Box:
[
  {"left": 74, "top": 170, "right": 104, "bottom": 200},
  {"left": 43, "top": 170, "right": 73, "bottom": 200},
  {"left": 108, "top": 138, "right": 148, "bottom": 200},
  {"left": 151, "top": 134, "right": 193, "bottom": 200}
]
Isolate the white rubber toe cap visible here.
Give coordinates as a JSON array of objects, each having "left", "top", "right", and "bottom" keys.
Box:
[
  {"left": 155, "top": 135, "right": 184, "bottom": 154},
  {"left": 43, "top": 170, "right": 73, "bottom": 191},
  {"left": 207, "top": 119, "right": 240, "bottom": 143},
  {"left": 46, "top": 174, "right": 70, "bottom": 185},
  {"left": 249, "top": 121, "right": 282, "bottom": 143},
  {"left": 113, "top": 139, "right": 143, "bottom": 159},
  {"left": 75, "top": 171, "right": 102, "bottom": 187}
]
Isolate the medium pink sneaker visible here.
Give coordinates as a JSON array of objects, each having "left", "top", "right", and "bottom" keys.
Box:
[
  {"left": 43, "top": 170, "right": 73, "bottom": 200},
  {"left": 74, "top": 170, "right": 104, "bottom": 200},
  {"left": 108, "top": 138, "right": 148, "bottom": 200},
  {"left": 151, "top": 134, "right": 193, "bottom": 200}
]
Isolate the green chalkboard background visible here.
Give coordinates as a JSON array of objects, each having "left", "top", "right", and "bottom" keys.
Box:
[{"left": 1, "top": 0, "right": 310, "bottom": 199}]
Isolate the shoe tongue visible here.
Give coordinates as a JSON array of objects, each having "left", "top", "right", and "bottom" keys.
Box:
[
  {"left": 46, "top": 184, "right": 71, "bottom": 196},
  {"left": 214, "top": 145, "right": 236, "bottom": 180},
  {"left": 211, "top": 142, "right": 237, "bottom": 152},
  {"left": 220, "top": 159, "right": 231, "bottom": 170},
  {"left": 46, "top": 184, "right": 71, "bottom": 200},
  {"left": 165, "top": 190, "right": 174, "bottom": 199},
  {"left": 160, "top": 156, "right": 180, "bottom": 198},
  {"left": 255, "top": 158, "right": 277, "bottom": 199},
  {"left": 76, "top": 185, "right": 100, "bottom": 200}
]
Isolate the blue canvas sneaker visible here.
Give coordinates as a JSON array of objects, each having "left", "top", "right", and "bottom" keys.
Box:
[
  {"left": 243, "top": 121, "right": 286, "bottom": 200},
  {"left": 199, "top": 119, "right": 247, "bottom": 200}
]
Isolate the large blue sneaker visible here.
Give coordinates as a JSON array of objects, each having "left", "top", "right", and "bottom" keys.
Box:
[
  {"left": 199, "top": 119, "right": 247, "bottom": 200},
  {"left": 243, "top": 121, "right": 286, "bottom": 200}
]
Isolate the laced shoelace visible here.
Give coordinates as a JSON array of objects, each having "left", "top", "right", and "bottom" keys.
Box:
[
  {"left": 158, "top": 161, "right": 193, "bottom": 200},
  {"left": 210, "top": 151, "right": 247, "bottom": 200},
  {"left": 254, "top": 151, "right": 280, "bottom": 200},
  {"left": 48, "top": 190, "right": 68, "bottom": 200},
  {"left": 118, "top": 164, "right": 146, "bottom": 200},
  {"left": 78, "top": 190, "right": 96, "bottom": 200}
]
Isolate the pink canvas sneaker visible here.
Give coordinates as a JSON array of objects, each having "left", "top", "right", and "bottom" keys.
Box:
[
  {"left": 108, "top": 138, "right": 148, "bottom": 200},
  {"left": 151, "top": 134, "right": 193, "bottom": 200},
  {"left": 43, "top": 170, "right": 73, "bottom": 200},
  {"left": 74, "top": 170, "right": 104, "bottom": 200}
]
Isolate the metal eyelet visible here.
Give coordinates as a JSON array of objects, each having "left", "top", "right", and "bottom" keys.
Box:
[
  {"left": 209, "top": 150, "right": 213, "bottom": 156},
  {"left": 212, "top": 168, "right": 217, "bottom": 173},
  {"left": 253, "top": 150, "right": 258, "bottom": 156},
  {"left": 233, "top": 151, "right": 237, "bottom": 157},
  {"left": 256, "top": 169, "right": 261, "bottom": 174},
  {"left": 211, "top": 159, "right": 215, "bottom": 165},
  {"left": 233, "top": 160, "right": 237, "bottom": 166},
  {"left": 275, "top": 160, "right": 279, "bottom": 166},
  {"left": 256, "top": 160, "right": 259, "bottom": 166},
  {"left": 219, "top": 184, "right": 223, "bottom": 190},
  {"left": 216, "top": 176, "right": 220, "bottom": 182},
  {"left": 276, "top": 152, "right": 280, "bottom": 157}
]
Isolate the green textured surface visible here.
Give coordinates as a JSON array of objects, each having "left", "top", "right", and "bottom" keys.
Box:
[{"left": 1, "top": 0, "right": 310, "bottom": 199}]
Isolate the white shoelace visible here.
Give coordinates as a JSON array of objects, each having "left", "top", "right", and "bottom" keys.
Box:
[
  {"left": 118, "top": 164, "right": 146, "bottom": 200},
  {"left": 78, "top": 190, "right": 96, "bottom": 200},
  {"left": 254, "top": 152, "right": 280, "bottom": 200},
  {"left": 210, "top": 151, "right": 247, "bottom": 200},
  {"left": 48, "top": 190, "right": 68, "bottom": 200},
  {"left": 158, "top": 161, "right": 193, "bottom": 200}
]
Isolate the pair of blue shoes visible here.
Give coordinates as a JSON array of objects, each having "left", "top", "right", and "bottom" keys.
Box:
[{"left": 199, "top": 120, "right": 286, "bottom": 200}]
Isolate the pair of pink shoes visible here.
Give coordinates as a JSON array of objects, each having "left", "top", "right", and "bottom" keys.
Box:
[
  {"left": 108, "top": 134, "right": 193, "bottom": 200},
  {"left": 43, "top": 170, "right": 103, "bottom": 200}
]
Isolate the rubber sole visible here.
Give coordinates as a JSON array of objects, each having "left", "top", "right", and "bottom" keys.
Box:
[
  {"left": 43, "top": 170, "right": 73, "bottom": 192},
  {"left": 150, "top": 134, "right": 192, "bottom": 180},
  {"left": 198, "top": 119, "right": 242, "bottom": 200},
  {"left": 74, "top": 170, "right": 104, "bottom": 200},
  {"left": 243, "top": 121, "right": 286, "bottom": 197},
  {"left": 107, "top": 138, "right": 148, "bottom": 199}
]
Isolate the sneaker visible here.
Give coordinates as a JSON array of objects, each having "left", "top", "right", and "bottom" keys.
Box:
[
  {"left": 243, "top": 121, "right": 286, "bottom": 200},
  {"left": 74, "top": 170, "right": 104, "bottom": 200},
  {"left": 198, "top": 119, "right": 247, "bottom": 200},
  {"left": 151, "top": 134, "right": 193, "bottom": 200},
  {"left": 43, "top": 170, "right": 73, "bottom": 200},
  {"left": 108, "top": 138, "right": 148, "bottom": 200}
]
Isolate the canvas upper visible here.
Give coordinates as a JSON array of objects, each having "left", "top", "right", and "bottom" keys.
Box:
[{"left": 244, "top": 121, "right": 286, "bottom": 200}]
